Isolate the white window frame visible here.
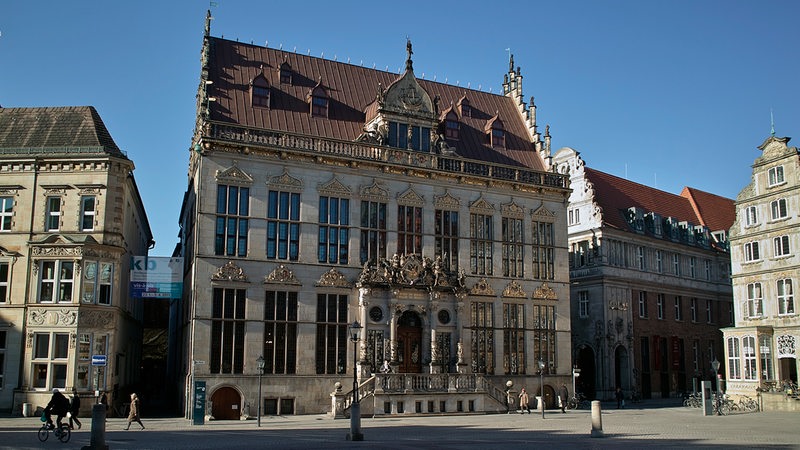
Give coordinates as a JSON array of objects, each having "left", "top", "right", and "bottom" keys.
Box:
[
  {"left": 704, "top": 259, "right": 711, "bottom": 281},
  {"left": 657, "top": 294, "right": 664, "bottom": 320},
  {"left": 578, "top": 291, "right": 589, "bottom": 318},
  {"left": 31, "top": 332, "right": 69, "bottom": 390},
  {"left": 568, "top": 208, "right": 580, "bottom": 226},
  {"left": 727, "top": 337, "right": 741, "bottom": 380},
  {"left": 767, "top": 165, "right": 785, "bottom": 187},
  {"left": 674, "top": 296, "right": 683, "bottom": 321},
  {"left": 0, "top": 197, "right": 12, "bottom": 232},
  {"left": 690, "top": 257, "right": 696, "bottom": 278},
  {"left": 744, "top": 242, "right": 760, "bottom": 262},
  {"left": 691, "top": 298, "right": 698, "bottom": 323},
  {"left": 706, "top": 299, "right": 713, "bottom": 324},
  {"left": 82, "top": 261, "right": 113, "bottom": 305},
  {"left": 773, "top": 235, "right": 790, "bottom": 257},
  {"left": 770, "top": 198, "right": 788, "bottom": 221},
  {"left": 80, "top": 195, "right": 96, "bottom": 231},
  {"left": 745, "top": 205, "right": 758, "bottom": 227},
  {"left": 638, "top": 291, "right": 648, "bottom": 318},
  {"left": 746, "top": 282, "right": 763, "bottom": 318},
  {"left": 673, "top": 253, "right": 680, "bottom": 276},
  {"left": 743, "top": 336, "right": 757, "bottom": 381},
  {"left": 45, "top": 196, "right": 61, "bottom": 232},
  {"left": 777, "top": 279, "right": 794, "bottom": 316},
  {"left": 38, "top": 260, "right": 74, "bottom": 303},
  {"left": 655, "top": 250, "right": 663, "bottom": 273},
  {"left": 0, "top": 261, "right": 8, "bottom": 303}
]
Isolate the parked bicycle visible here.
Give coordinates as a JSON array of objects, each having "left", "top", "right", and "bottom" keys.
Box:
[
  {"left": 683, "top": 392, "right": 702, "bottom": 408},
  {"left": 37, "top": 422, "right": 71, "bottom": 443},
  {"left": 566, "top": 392, "right": 590, "bottom": 410}
]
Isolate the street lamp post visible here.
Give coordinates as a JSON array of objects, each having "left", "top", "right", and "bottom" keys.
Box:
[
  {"left": 538, "top": 359, "right": 546, "bottom": 419},
  {"left": 256, "top": 355, "right": 265, "bottom": 427},
  {"left": 711, "top": 359, "right": 721, "bottom": 416},
  {"left": 347, "top": 321, "right": 364, "bottom": 441}
]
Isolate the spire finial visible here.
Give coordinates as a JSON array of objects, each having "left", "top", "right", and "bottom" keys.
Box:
[
  {"left": 406, "top": 38, "right": 414, "bottom": 72},
  {"left": 770, "top": 108, "right": 775, "bottom": 136},
  {"left": 204, "top": 10, "right": 212, "bottom": 37}
]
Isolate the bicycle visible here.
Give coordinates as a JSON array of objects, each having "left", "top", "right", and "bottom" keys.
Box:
[
  {"left": 566, "top": 392, "right": 590, "bottom": 410},
  {"left": 37, "top": 422, "right": 71, "bottom": 443}
]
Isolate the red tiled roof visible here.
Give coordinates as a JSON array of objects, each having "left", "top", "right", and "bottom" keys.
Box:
[
  {"left": 207, "top": 37, "right": 545, "bottom": 171},
  {"left": 584, "top": 168, "right": 734, "bottom": 232}
]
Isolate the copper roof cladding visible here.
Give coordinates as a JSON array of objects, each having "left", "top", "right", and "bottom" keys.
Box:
[
  {"left": 584, "top": 167, "right": 734, "bottom": 233},
  {"left": 206, "top": 37, "right": 546, "bottom": 171},
  {"left": 0, "top": 106, "right": 125, "bottom": 157}
]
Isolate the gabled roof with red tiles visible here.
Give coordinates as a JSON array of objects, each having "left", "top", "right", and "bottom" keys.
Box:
[
  {"left": 0, "top": 106, "right": 125, "bottom": 158},
  {"left": 585, "top": 168, "right": 734, "bottom": 233},
  {"left": 205, "top": 37, "right": 546, "bottom": 171}
]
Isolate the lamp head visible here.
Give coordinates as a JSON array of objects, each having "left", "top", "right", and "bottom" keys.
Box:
[{"left": 349, "top": 321, "right": 362, "bottom": 342}]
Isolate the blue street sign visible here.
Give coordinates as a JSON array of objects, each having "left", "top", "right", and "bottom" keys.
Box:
[{"left": 91, "top": 355, "right": 107, "bottom": 366}]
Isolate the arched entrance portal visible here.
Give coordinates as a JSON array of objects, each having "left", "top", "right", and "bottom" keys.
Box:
[
  {"left": 397, "top": 310, "right": 423, "bottom": 373},
  {"left": 536, "top": 384, "right": 557, "bottom": 409},
  {"left": 614, "top": 345, "right": 630, "bottom": 392},
  {"left": 211, "top": 386, "right": 241, "bottom": 420},
  {"left": 576, "top": 345, "right": 596, "bottom": 399}
]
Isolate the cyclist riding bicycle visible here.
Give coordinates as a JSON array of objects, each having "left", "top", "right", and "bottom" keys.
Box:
[{"left": 44, "top": 389, "right": 70, "bottom": 430}]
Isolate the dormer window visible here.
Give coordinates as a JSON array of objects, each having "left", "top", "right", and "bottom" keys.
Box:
[
  {"left": 308, "top": 81, "right": 329, "bottom": 118},
  {"left": 279, "top": 61, "right": 293, "bottom": 84},
  {"left": 443, "top": 110, "right": 459, "bottom": 140},
  {"left": 250, "top": 73, "right": 270, "bottom": 108},
  {"left": 458, "top": 97, "right": 471, "bottom": 118},
  {"left": 486, "top": 116, "right": 505, "bottom": 148}
]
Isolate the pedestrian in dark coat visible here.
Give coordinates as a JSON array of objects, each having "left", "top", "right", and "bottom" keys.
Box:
[
  {"left": 69, "top": 388, "right": 82, "bottom": 429},
  {"left": 44, "top": 389, "right": 70, "bottom": 429},
  {"left": 615, "top": 387, "right": 624, "bottom": 409},
  {"left": 558, "top": 384, "right": 569, "bottom": 413}
]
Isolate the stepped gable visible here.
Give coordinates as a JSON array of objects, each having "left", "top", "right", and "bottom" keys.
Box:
[
  {"left": 205, "top": 37, "right": 545, "bottom": 171},
  {"left": 0, "top": 106, "right": 125, "bottom": 157}
]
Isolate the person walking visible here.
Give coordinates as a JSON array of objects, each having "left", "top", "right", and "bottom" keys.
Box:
[
  {"left": 68, "top": 388, "right": 82, "bottom": 430},
  {"left": 518, "top": 387, "right": 531, "bottom": 414},
  {"left": 125, "top": 393, "right": 145, "bottom": 430},
  {"left": 558, "top": 384, "right": 569, "bottom": 413},
  {"left": 615, "top": 387, "right": 624, "bottom": 409}
]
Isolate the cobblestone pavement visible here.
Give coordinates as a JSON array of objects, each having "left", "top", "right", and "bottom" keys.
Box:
[{"left": 2, "top": 402, "right": 798, "bottom": 450}]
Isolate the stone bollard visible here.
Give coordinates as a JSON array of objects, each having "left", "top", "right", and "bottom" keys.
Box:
[
  {"left": 590, "top": 400, "right": 604, "bottom": 438},
  {"left": 81, "top": 403, "right": 108, "bottom": 450}
]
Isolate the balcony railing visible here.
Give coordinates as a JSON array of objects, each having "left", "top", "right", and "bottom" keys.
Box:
[{"left": 209, "top": 123, "right": 567, "bottom": 190}]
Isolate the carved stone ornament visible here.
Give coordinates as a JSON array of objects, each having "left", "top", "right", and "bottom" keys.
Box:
[
  {"left": 470, "top": 278, "right": 495, "bottom": 296},
  {"left": 469, "top": 196, "right": 495, "bottom": 215},
  {"left": 264, "top": 264, "right": 301, "bottom": 285},
  {"left": 777, "top": 335, "right": 796, "bottom": 358},
  {"left": 397, "top": 188, "right": 425, "bottom": 207},
  {"left": 434, "top": 192, "right": 460, "bottom": 210},
  {"left": 318, "top": 176, "right": 352, "bottom": 197},
  {"left": 502, "top": 280, "right": 527, "bottom": 298},
  {"left": 531, "top": 204, "right": 557, "bottom": 220},
  {"left": 79, "top": 310, "right": 116, "bottom": 329},
  {"left": 360, "top": 180, "right": 389, "bottom": 202},
  {"left": 501, "top": 200, "right": 525, "bottom": 219},
  {"left": 532, "top": 282, "right": 557, "bottom": 300},
  {"left": 315, "top": 268, "right": 352, "bottom": 288},
  {"left": 31, "top": 246, "right": 83, "bottom": 257},
  {"left": 268, "top": 169, "right": 303, "bottom": 192},
  {"left": 215, "top": 163, "right": 254, "bottom": 186},
  {"left": 28, "top": 308, "right": 78, "bottom": 327},
  {"left": 212, "top": 261, "right": 249, "bottom": 282}
]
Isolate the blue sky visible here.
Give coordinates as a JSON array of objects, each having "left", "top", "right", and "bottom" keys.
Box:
[{"left": 2, "top": 1, "right": 799, "bottom": 255}]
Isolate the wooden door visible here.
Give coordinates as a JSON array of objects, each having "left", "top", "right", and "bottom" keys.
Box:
[
  {"left": 397, "top": 326, "right": 422, "bottom": 373},
  {"left": 211, "top": 386, "right": 241, "bottom": 420}
]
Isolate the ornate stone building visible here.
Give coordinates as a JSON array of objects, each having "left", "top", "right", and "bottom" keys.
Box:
[
  {"left": 554, "top": 147, "right": 735, "bottom": 400},
  {"left": 0, "top": 106, "right": 153, "bottom": 413},
  {"left": 177, "top": 14, "right": 571, "bottom": 418},
  {"left": 722, "top": 135, "right": 799, "bottom": 408}
]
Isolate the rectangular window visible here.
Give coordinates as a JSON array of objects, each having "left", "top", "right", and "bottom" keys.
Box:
[
  {"left": 502, "top": 303, "right": 525, "bottom": 375},
  {"left": 706, "top": 299, "right": 713, "bottom": 324},
  {"left": 0, "top": 197, "right": 12, "bottom": 231},
  {"left": 578, "top": 291, "right": 589, "bottom": 318},
  {"left": 501, "top": 217, "right": 524, "bottom": 277},
  {"left": 470, "top": 214, "right": 493, "bottom": 276},
  {"left": 770, "top": 199, "right": 788, "bottom": 220},
  {"left": 267, "top": 190, "right": 300, "bottom": 260},
  {"left": 774, "top": 235, "right": 790, "bottom": 257},
  {"left": 655, "top": 250, "right": 663, "bottom": 273},
  {"left": 263, "top": 291, "right": 298, "bottom": 374},
  {"left": 768, "top": 165, "right": 785, "bottom": 186},
  {"left": 409, "top": 125, "right": 431, "bottom": 151},
  {"left": 568, "top": 208, "right": 580, "bottom": 225},
  {"left": 210, "top": 288, "right": 246, "bottom": 374},
  {"left": 75, "top": 333, "right": 106, "bottom": 389},
  {"left": 743, "top": 336, "right": 757, "bottom": 381},
  {"left": 215, "top": 185, "right": 250, "bottom": 257},
  {"left": 45, "top": 197, "right": 61, "bottom": 231},
  {"left": 387, "top": 122, "right": 408, "bottom": 149},
  {"left": 690, "top": 298, "right": 698, "bottom": 322},
  {"left": 638, "top": 291, "right": 648, "bottom": 318},
  {"left": 745, "top": 206, "right": 758, "bottom": 227},
  {"left": 744, "top": 242, "right": 760, "bottom": 262},
  {"left": 39, "top": 261, "right": 74, "bottom": 303},
  {"left": 31, "top": 332, "right": 69, "bottom": 389},
  {"left": 692, "top": 340, "right": 700, "bottom": 373},
  {"left": 728, "top": 337, "right": 742, "bottom": 380},
  {"left": 311, "top": 96, "right": 328, "bottom": 117},
  {"left": 672, "top": 254, "right": 680, "bottom": 276},
  {"left": 315, "top": 293, "right": 348, "bottom": 375},
  {"left": 674, "top": 296, "right": 683, "bottom": 321},
  {"left": 80, "top": 196, "right": 96, "bottom": 231},
  {"left": 532, "top": 305, "right": 556, "bottom": 374},
  {"left": 0, "top": 330, "right": 5, "bottom": 388},
  {"left": 689, "top": 257, "right": 696, "bottom": 278},
  {"left": 318, "top": 196, "right": 349, "bottom": 264},
  {"left": 82, "top": 261, "right": 113, "bottom": 305},
  {"left": 532, "top": 221, "right": 554, "bottom": 280},
  {"left": 777, "top": 279, "right": 794, "bottom": 315},
  {"left": 470, "top": 302, "right": 494, "bottom": 374},
  {"left": 0, "top": 262, "right": 8, "bottom": 303},
  {"left": 746, "top": 282, "right": 763, "bottom": 318},
  {"left": 637, "top": 246, "right": 646, "bottom": 270},
  {"left": 397, "top": 205, "right": 423, "bottom": 256},
  {"left": 360, "top": 201, "right": 387, "bottom": 264},
  {"left": 434, "top": 210, "right": 459, "bottom": 270},
  {"left": 759, "top": 336, "right": 773, "bottom": 381},
  {"left": 657, "top": 294, "right": 664, "bottom": 320},
  {"left": 704, "top": 260, "right": 711, "bottom": 281}
]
